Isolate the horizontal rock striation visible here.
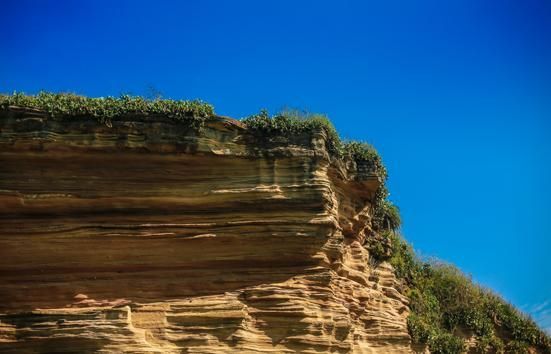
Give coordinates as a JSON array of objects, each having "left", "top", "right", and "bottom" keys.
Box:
[{"left": 0, "top": 108, "right": 411, "bottom": 353}]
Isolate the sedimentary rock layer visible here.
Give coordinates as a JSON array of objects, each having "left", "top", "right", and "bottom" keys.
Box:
[{"left": 0, "top": 109, "right": 411, "bottom": 353}]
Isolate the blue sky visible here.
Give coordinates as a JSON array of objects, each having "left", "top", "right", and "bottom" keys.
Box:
[{"left": 1, "top": 0, "right": 550, "bottom": 331}]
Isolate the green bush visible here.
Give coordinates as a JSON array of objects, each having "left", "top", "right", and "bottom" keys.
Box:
[
  {"left": 389, "top": 233, "right": 422, "bottom": 282},
  {"left": 242, "top": 109, "right": 388, "bottom": 177},
  {"left": 484, "top": 294, "right": 550, "bottom": 349},
  {"left": 408, "top": 313, "right": 434, "bottom": 344},
  {"left": 242, "top": 109, "right": 342, "bottom": 155},
  {"left": 428, "top": 331, "right": 465, "bottom": 354},
  {"left": 372, "top": 199, "right": 401, "bottom": 231},
  {"left": 365, "top": 230, "right": 394, "bottom": 260},
  {"left": 366, "top": 241, "right": 388, "bottom": 260},
  {"left": 505, "top": 340, "right": 530, "bottom": 353},
  {"left": 408, "top": 314, "right": 466, "bottom": 354},
  {"left": 475, "top": 334, "right": 505, "bottom": 353},
  {"left": 0, "top": 91, "right": 214, "bottom": 129},
  {"left": 342, "top": 140, "right": 387, "bottom": 180},
  {"left": 388, "top": 234, "right": 551, "bottom": 353}
]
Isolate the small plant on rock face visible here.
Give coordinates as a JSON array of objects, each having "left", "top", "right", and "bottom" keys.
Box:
[
  {"left": 372, "top": 199, "right": 401, "bottom": 232},
  {"left": 365, "top": 231, "right": 393, "bottom": 260}
]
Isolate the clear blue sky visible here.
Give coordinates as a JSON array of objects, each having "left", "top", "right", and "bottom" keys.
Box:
[{"left": 1, "top": 0, "right": 550, "bottom": 331}]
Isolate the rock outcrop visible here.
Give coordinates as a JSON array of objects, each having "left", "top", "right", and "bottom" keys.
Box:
[{"left": 0, "top": 108, "right": 411, "bottom": 353}]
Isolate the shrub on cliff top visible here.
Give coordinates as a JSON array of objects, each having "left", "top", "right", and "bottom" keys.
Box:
[
  {"left": 242, "top": 109, "right": 342, "bottom": 154},
  {"left": 389, "top": 234, "right": 551, "bottom": 353},
  {"left": 0, "top": 91, "right": 214, "bottom": 129},
  {"left": 342, "top": 141, "right": 387, "bottom": 180},
  {"left": 242, "top": 109, "right": 388, "bottom": 179}
]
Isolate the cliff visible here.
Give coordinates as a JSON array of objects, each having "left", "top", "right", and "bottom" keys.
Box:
[
  {"left": 0, "top": 101, "right": 410, "bottom": 353},
  {"left": 0, "top": 93, "right": 549, "bottom": 354}
]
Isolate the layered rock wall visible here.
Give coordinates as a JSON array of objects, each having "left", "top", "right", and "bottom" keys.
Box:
[{"left": 0, "top": 109, "right": 411, "bottom": 353}]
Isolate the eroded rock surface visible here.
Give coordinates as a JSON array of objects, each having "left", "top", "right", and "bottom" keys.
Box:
[{"left": 0, "top": 110, "right": 412, "bottom": 353}]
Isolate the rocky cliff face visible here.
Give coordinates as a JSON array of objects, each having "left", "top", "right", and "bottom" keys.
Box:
[{"left": 0, "top": 108, "right": 411, "bottom": 353}]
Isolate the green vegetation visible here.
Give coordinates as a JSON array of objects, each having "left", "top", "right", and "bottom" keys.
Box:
[
  {"left": 389, "top": 233, "right": 551, "bottom": 353},
  {"left": 242, "top": 109, "right": 387, "bottom": 174},
  {"left": 1, "top": 93, "right": 387, "bottom": 181},
  {"left": 372, "top": 199, "right": 401, "bottom": 232},
  {"left": 0, "top": 91, "right": 214, "bottom": 129},
  {"left": 242, "top": 109, "right": 343, "bottom": 155},
  {"left": 342, "top": 140, "right": 387, "bottom": 180}
]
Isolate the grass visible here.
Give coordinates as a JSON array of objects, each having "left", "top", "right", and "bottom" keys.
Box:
[
  {"left": 0, "top": 93, "right": 386, "bottom": 178},
  {"left": 242, "top": 109, "right": 387, "bottom": 178},
  {"left": 242, "top": 108, "right": 343, "bottom": 154},
  {"left": 388, "top": 233, "right": 551, "bottom": 353},
  {"left": 0, "top": 91, "right": 214, "bottom": 129}
]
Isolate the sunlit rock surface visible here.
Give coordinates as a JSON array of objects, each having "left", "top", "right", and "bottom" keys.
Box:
[{"left": 0, "top": 109, "right": 411, "bottom": 353}]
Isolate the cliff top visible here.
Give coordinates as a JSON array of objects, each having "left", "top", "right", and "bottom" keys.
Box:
[
  {"left": 0, "top": 92, "right": 395, "bottom": 232},
  {"left": 0, "top": 92, "right": 386, "bottom": 175}
]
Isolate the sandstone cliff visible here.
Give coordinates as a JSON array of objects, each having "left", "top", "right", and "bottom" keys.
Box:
[
  {"left": 0, "top": 106, "right": 411, "bottom": 353},
  {"left": 2, "top": 94, "right": 549, "bottom": 354}
]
